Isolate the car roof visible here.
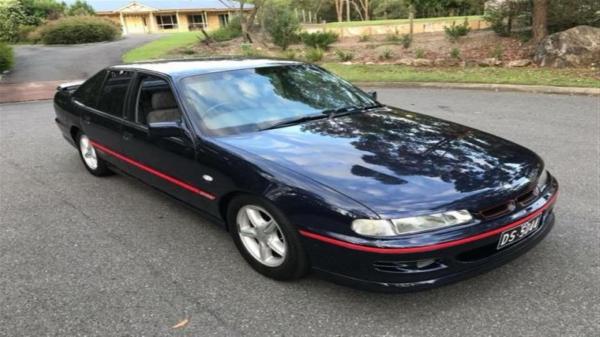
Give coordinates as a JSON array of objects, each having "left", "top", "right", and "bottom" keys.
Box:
[{"left": 111, "top": 57, "right": 303, "bottom": 79}]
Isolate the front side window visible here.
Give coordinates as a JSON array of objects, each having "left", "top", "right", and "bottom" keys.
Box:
[
  {"left": 135, "top": 74, "right": 181, "bottom": 125},
  {"left": 157, "top": 15, "right": 178, "bottom": 30},
  {"left": 180, "top": 65, "right": 375, "bottom": 136},
  {"left": 188, "top": 14, "right": 206, "bottom": 30},
  {"left": 96, "top": 70, "right": 133, "bottom": 117},
  {"left": 73, "top": 70, "right": 107, "bottom": 109}
]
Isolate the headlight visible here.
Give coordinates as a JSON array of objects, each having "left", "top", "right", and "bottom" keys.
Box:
[
  {"left": 537, "top": 169, "right": 549, "bottom": 192},
  {"left": 351, "top": 210, "right": 473, "bottom": 237}
]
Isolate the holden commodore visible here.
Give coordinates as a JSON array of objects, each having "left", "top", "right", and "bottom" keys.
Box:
[{"left": 53, "top": 59, "right": 558, "bottom": 291}]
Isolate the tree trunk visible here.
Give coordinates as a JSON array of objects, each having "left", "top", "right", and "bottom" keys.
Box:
[
  {"left": 532, "top": 0, "right": 548, "bottom": 44},
  {"left": 346, "top": 0, "right": 351, "bottom": 22},
  {"left": 334, "top": 0, "right": 343, "bottom": 22}
]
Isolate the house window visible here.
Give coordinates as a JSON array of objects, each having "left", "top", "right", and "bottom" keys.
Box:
[
  {"left": 187, "top": 14, "right": 206, "bottom": 30},
  {"left": 156, "top": 15, "right": 178, "bottom": 30},
  {"left": 218, "top": 14, "right": 229, "bottom": 27}
]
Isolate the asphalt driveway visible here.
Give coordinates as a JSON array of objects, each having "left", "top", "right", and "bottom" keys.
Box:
[
  {"left": 2, "top": 35, "right": 159, "bottom": 84},
  {"left": 0, "top": 89, "right": 598, "bottom": 336}
]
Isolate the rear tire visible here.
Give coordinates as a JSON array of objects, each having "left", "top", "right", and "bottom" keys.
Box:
[
  {"left": 77, "top": 132, "right": 112, "bottom": 177},
  {"left": 227, "top": 195, "right": 309, "bottom": 281}
]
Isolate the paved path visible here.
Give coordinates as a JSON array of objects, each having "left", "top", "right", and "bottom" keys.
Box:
[
  {"left": 2, "top": 35, "right": 159, "bottom": 84},
  {"left": 0, "top": 89, "right": 598, "bottom": 336}
]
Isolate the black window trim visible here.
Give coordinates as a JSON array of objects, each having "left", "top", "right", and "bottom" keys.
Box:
[
  {"left": 72, "top": 69, "right": 108, "bottom": 109},
  {"left": 123, "top": 69, "right": 196, "bottom": 147}
]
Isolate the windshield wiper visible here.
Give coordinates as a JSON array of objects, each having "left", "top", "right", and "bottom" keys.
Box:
[
  {"left": 259, "top": 113, "right": 328, "bottom": 131},
  {"left": 322, "top": 103, "right": 384, "bottom": 119}
]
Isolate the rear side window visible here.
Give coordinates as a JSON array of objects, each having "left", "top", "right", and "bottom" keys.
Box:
[
  {"left": 73, "top": 70, "right": 106, "bottom": 108},
  {"left": 96, "top": 70, "right": 134, "bottom": 117}
]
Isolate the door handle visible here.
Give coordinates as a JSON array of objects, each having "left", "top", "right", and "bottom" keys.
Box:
[
  {"left": 82, "top": 115, "right": 91, "bottom": 125},
  {"left": 122, "top": 131, "right": 133, "bottom": 141}
]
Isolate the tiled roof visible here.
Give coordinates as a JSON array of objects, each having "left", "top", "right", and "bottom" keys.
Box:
[{"left": 89, "top": 0, "right": 246, "bottom": 12}]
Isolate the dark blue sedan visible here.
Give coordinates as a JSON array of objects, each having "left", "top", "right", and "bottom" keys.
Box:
[{"left": 53, "top": 59, "right": 558, "bottom": 291}]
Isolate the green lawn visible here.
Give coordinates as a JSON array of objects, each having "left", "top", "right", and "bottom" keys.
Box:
[
  {"left": 322, "top": 15, "right": 482, "bottom": 28},
  {"left": 122, "top": 32, "right": 201, "bottom": 63},
  {"left": 323, "top": 63, "right": 600, "bottom": 88}
]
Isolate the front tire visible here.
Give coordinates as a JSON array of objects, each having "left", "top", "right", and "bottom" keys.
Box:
[
  {"left": 228, "top": 195, "right": 309, "bottom": 281},
  {"left": 77, "top": 132, "right": 112, "bottom": 176}
]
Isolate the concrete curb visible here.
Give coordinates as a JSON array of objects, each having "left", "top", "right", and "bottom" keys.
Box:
[{"left": 354, "top": 81, "right": 600, "bottom": 96}]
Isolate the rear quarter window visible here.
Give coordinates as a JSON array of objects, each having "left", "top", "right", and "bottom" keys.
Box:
[
  {"left": 73, "top": 70, "right": 107, "bottom": 109},
  {"left": 96, "top": 70, "right": 134, "bottom": 117}
]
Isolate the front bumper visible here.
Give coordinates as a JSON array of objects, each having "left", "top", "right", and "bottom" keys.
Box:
[{"left": 300, "top": 186, "right": 558, "bottom": 292}]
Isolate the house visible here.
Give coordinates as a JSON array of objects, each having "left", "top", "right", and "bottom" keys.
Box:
[{"left": 94, "top": 0, "right": 250, "bottom": 34}]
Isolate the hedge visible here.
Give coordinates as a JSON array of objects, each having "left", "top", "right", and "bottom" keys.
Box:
[
  {"left": 36, "top": 16, "right": 121, "bottom": 44},
  {"left": 0, "top": 42, "right": 14, "bottom": 72}
]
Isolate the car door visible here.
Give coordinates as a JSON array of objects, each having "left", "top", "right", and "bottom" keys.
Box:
[
  {"left": 74, "top": 69, "right": 134, "bottom": 169},
  {"left": 118, "top": 72, "right": 217, "bottom": 211}
]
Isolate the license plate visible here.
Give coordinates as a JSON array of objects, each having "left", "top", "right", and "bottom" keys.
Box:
[{"left": 497, "top": 216, "right": 542, "bottom": 250}]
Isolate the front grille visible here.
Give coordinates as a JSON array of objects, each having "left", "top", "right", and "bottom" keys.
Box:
[{"left": 477, "top": 187, "right": 538, "bottom": 220}]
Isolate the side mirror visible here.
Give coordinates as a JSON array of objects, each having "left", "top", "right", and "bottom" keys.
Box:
[
  {"left": 367, "top": 91, "right": 378, "bottom": 100},
  {"left": 148, "top": 121, "right": 183, "bottom": 138}
]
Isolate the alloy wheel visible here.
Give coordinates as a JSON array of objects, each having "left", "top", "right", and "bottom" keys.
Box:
[{"left": 236, "top": 205, "right": 287, "bottom": 267}]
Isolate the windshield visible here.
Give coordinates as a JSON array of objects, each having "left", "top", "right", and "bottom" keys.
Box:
[{"left": 179, "top": 64, "right": 376, "bottom": 136}]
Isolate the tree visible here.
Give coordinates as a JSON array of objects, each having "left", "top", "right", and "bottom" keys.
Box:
[
  {"left": 355, "top": 0, "right": 371, "bottom": 21},
  {"left": 372, "top": 0, "right": 408, "bottom": 20},
  {"left": 265, "top": 8, "right": 300, "bottom": 50},
  {"left": 532, "top": 0, "right": 548, "bottom": 43},
  {"left": 0, "top": 0, "right": 38, "bottom": 42},
  {"left": 67, "top": 0, "right": 95, "bottom": 16}
]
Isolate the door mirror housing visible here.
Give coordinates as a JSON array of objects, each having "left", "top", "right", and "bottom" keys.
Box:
[
  {"left": 148, "top": 121, "right": 183, "bottom": 138},
  {"left": 367, "top": 91, "right": 378, "bottom": 100}
]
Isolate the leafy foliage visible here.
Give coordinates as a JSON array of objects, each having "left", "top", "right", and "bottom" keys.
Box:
[
  {"left": 450, "top": 47, "right": 460, "bottom": 59},
  {"left": 335, "top": 49, "right": 354, "bottom": 61},
  {"left": 304, "top": 47, "right": 324, "bottom": 62},
  {"left": 209, "top": 15, "right": 242, "bottom": 42},
  {"left": 444, "top": 18, "right": 471, "bottom": 42},
  {"left": 400, "top": 34, "right": 412, "bottom": 48},
  {"left": 265, "top": 7, "right": 300, "bottom": 50},
  {"left": 300, "top": 31, "right": 338, "bottom": 50},
  {"left": 0, "top": 42, "right": 14, "bottom": 72},
  {"left": 35, "top": 16, "right": 120, "bottom": 44},
  {"left": 415, "top": 48, "right": 425, "bottom": 58},
  {"left": 379, "top": 48, "right": 393, "bottom": 60},
  {"left": 67, "top": 0, "right": 95, "bottom": 16},
  {"left": 372, "top": 0, "right": 409, "bottom": 19},
  {"left": 0, "top": 0, "right": 38, "bottom": 42}
]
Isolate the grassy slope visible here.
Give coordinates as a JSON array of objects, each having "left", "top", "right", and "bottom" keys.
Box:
[
  {"left": 323, "top": 63, "right": 600, "bottom": 88},
  {"left": 122, "top": 32, "right": 200, "bottom": 63},
  {"left": 322, "top": 15, "right": 482, "bottom": 28}
]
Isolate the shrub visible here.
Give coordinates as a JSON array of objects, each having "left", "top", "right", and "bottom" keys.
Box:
[
  {"left": 265, "top": 8, "right": 300, "bottom": 50},
  {"left": 385, "top": 33, "right": 400, "bottom": 43},
  {"left": 181, "top": 47, "right": 196, "bottom": 55},
  {"left": 490, "top": 45, "right": 504, "bottom": 59},
  {"left": 305, "top": 47, "right": 324, "bottom": 62},
  {"left": 36, "top": 16, "right": 120, "bottom": 44},
  {"left": 282, "top": 49, "right": 297, "bottom": 60},
  {"left": 400, "top": 34, "right": 412, "bottom": 49},
  {"left": 209, "top": 15, "right": 242, "bottom": 42},
  {"left": 0, "top": 42, "right": 14, "bottom": 72},
  {"left": 17, "top": 24, "right": 37, "bottom": 43},
  {"left": 300, "top": 31, "right": 338, "bottom": 50},
  {"left": 379, "top": 48, "right": 393, "bottom": 61},
  {"left": 415, "top": 48, "right": 425, "bottom": 59},
  {"left": 358, "top": 34, "right": 370, "bottom": 42},
  {"left": 444, "top": 18, "right": 471, "bottom": 42},
  {"left": 240, "top": 43, "right": 262, "bottom": 57},
  {"left": 335, "top": 49, "right": 354, "bottom": 62},
  {"left": 450, "top": 47, "right": 461, "bottom": 59}
]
